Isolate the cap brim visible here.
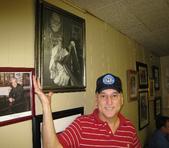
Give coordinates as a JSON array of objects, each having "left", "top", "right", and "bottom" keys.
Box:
[{"left": 96, "top": 86, "right": 121, "bottom": 93}]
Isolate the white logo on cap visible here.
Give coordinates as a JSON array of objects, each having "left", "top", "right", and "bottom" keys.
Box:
[{"left": 103, "top": 75, "right": 115, "bottom": 85}]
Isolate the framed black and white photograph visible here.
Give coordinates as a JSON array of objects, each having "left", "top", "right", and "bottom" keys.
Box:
[
  {"left": 152, "top": 66, "right": 160, "bottom": 90},
  {"left": 154, "top": 97, "right": 161, "bottom": 119},
  {"left": 32, "top": 107, "right": 84, "bottom": 148},
  {"left": 35, "top": 0, "right": 86, "bottom": 92},
  {"left": 0, "top": 67, "right": 35, "bottom": 126},
  {"left": 138, "top": 91, "right": 149, "bottom": 130},
  {"left": 136, "top": 62, "right": 148, "bottom": 89},
  {"left": 127, "top": 70, "right": 138, "bottom": 102}
]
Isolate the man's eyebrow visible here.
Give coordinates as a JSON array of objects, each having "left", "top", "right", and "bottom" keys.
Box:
[
  {"left": 99, "top": 92, "right": 106, "bottom": 94},
  {"left": 100, "top": 92, "right": 119, "bottom": 95},
  {"left": 112, "top": 92, "right": 119, "bottom": 94}
]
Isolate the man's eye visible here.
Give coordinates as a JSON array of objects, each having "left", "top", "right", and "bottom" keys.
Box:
[
  {"left": 101, "top": 95, "right": 105, "bottom": 98},
  {"left": 100, "top": 94, "right": 107, "bottom": 99},
  {"left": 113, "top": 94, "right": 117, "bottom": 98},
  {"left": 111, "top": 94, "right": 119, "bottom": 99}
]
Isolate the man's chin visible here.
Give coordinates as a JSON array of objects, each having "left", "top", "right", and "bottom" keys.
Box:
[{"left": 103, "top": 112, "right": 116, "bottom": 119}]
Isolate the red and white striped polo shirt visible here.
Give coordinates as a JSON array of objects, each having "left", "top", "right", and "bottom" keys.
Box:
[{"left": 57, "top": 109, "right": 141, "bottom": 148}]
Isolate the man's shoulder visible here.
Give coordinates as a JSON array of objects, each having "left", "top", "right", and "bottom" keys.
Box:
[
  {"left": 119, "top": 113, "right": 132, "bottom": 123},
  {"left": 76, "top": 113, "right": 94, "bottom": 122},
  {"left": 149, "top": 130, "right": 169, "bottom": 148},
  {"left": 119, "top": 114, "right": 137, "bottom": 130},
  {"left": 72, "top": 112, "right": 98, "bottom": 126},
  {"left": 152, "top": 130, "right": 165, "bottom": 138},
  {"left": 17, "top": 84, "right": 23, "bottom": 88}
]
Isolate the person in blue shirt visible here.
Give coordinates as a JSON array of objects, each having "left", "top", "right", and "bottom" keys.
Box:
[{"left": 148, "top": 116, "right": 169, "bottom": 148}]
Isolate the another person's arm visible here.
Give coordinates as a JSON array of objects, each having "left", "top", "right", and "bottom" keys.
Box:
[
  {"left": 8, "top": 88, "right": 15, "bottom": 102},
  {"left": 33, "top": 76, "right": 63, "bottom": 148}
]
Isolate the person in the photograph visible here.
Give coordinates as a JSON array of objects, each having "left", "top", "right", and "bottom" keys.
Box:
[
  {"left": 148, "top": 116, "right": 169, "bottom": 148},
  {"left": 48, "top": 13, "right": 70, "bottom": 86},
  {"left": 140, "top": 70, "right": 147, "bottom": 83},
  {"left": 33, "top": 73, "right": 141, "bottom": 148},
  {"left": 130, "top": 76, "right": 136, "bottom": 96},
  {"left": 8, "top": 77, "right": 25, "bottom": 113},
  {"left": 45, "top": 12, "right": 81, "bottom": 86}
]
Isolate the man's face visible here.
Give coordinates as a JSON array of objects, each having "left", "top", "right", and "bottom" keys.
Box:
[
  {"left": 10, "top": 78, "right": 17, "bottom": 88},
  {"left": 96, "top": 89, "right": 123, "bottom": 121},
  {"left": 50, "top": 14, "right": 61, "bottom": 33}
]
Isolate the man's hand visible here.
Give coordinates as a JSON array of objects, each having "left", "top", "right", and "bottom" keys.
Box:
[
  {"left": 33, "top": 76, "right": 53, "bottom": 106},
  {"left": 9, "top": 98, "right": 15, "bottom": 103}
]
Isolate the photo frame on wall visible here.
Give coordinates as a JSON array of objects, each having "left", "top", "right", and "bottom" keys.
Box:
[
  {"left": 148, "top": 79, "right": 155, "bottom": 100},
  {"left": 138, "top": 91, "right": 149, "bottom": 130},
  {"left": 32, "top": 107, "right": 84, "bottom": 148},
  {"left": 136, "top": 62, "right": 148, "bottom": 89},
  {"left": 0, "top": 67, "right": 35, "bottom": 126},
  {"left": 35, "top": 0, "right": 86, "bottom": 92},
  {"left": 152, "top": 66, "right": 160, "bottom": 90},
  {"left": 127, "top": 70, "right": 138, "bottom": 102},
  {"left": 154, "top": 97, "right": 161, "bottom": 119}
]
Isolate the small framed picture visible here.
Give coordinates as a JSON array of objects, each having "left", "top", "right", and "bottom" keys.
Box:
[
  {"left": 138, "top": 91, "right": 149, "bottom": 130},
  {"left": 152, "top": 66, "right": 160, "bottom": 90},
  {"left": 0, "top": 67, "right": 35, "bottom": 126},
  {"left": 148, "top": 79, "right": 155, "bottom": 100},
  {"left": 154, "top": 97, "right": 161, "bottom": 119},
  {"left": 136, "top": 62, "right": 148, "bottom": 89},
  {"left": 127, "top": 70, "right": 138, "bottom": 102}
]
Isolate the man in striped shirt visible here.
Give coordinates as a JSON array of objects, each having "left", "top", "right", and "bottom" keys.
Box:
[{"left": 33, "top": 73, "right": 141, "bottom": 148}]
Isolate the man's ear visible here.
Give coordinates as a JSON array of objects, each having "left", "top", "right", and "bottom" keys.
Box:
[
  {"left": 95, "top": 93, "right": 99, "bottom": 105},
  {"left": 120, "top": 93, "right": 124, "bottom": 105},
  {"left": 95, "top": 93, "right": 98, "bottom": 100}
]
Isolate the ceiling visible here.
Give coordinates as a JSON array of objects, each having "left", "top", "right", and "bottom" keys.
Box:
[{"left": 68, "top": 0, "right": 169, "bottom": 57}]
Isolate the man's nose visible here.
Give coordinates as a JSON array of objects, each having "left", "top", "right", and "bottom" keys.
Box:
[{"left": 106, "top": 96, "right": 113, "bottom": 104}]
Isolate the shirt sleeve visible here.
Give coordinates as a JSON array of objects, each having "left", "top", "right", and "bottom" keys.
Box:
[
  {"left": 57, "top": 117, "right": 82, "bottom": 148},
  {"left": 132, "top": 131, "right": 142, "bottom": 148}
]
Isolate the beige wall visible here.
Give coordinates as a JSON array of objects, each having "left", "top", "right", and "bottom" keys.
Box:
[
  {"left": 160, "top": 56, "right": 169, "bottom": 116},
  {"left": 0, "top": 0, "right": 160, "bottom": 148}
]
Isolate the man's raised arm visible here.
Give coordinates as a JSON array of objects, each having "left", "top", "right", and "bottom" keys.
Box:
[{"left": 33, "top": 76, "right": 63, "bottom": 148}]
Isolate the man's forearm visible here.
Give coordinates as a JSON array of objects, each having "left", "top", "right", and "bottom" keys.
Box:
[
  {"left": 33, "top": 76, "right": 63, "bottom": 148},
  {"left": 42, "top": 103, "right": 63, "bottom": 148}
]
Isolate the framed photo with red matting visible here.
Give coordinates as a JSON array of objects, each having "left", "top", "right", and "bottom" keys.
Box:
[{"left": 0, "top": 67, "right": 35, "bottom": 126}]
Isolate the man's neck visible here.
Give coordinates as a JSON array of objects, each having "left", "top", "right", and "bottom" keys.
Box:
[
  {"left": 108, "top": 116, "right": 120, "bottom": 134},
  {"left": 99, "top": 113, "right": 120, "bottom": 134}
]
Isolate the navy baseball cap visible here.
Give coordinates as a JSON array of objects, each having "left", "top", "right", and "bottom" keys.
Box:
[{"left": 95, "top": 73, "right": 122, "bottom": 93}]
